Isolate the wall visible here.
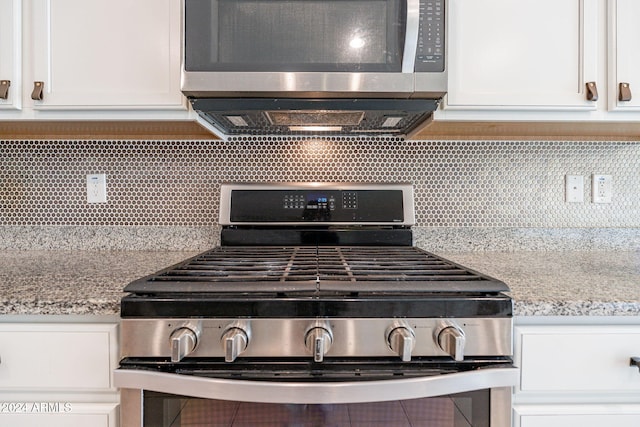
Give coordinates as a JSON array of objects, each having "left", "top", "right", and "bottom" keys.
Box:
[{"left": 1, "top": 137, "right": 639, "bottom": 250}]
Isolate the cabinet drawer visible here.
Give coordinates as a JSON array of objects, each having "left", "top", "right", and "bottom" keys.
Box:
[
  {"left": 0, "top": 402, "right": 117, "bottom": 427},
  {"left": 519, "top": 414, "right": 640, "bottom": 427},
  {"left": 514, "top": 404, "right": 640, "bottom": 427},
  {"left": 518, "top": 326, "right": 640, "bottom": 392},
  {"left": 0, "top": 323, "right": 117, "bottom": 390}
]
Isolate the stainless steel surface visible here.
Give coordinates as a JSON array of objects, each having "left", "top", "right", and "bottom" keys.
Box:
[
  {"left": 114, "top": 367, "right": 518, "bottom": 405},
  {"left": 490, "top": 387, "right": 513, "bottom": 427},
  {"left": 402, "top": 0, "right": 420, "bottom": 74},
  {"left": 170, "top": 327, "right": 200, "bottom": 362},
  {"left": 180, "top": 0, "right": 447, "bottom": 99},
  {"left": 119, "top": 388, "right": 142, "bottom": 427},
  {"left": 182, "top": 72, "right": 420, "bottom": 100},
  {"left": 437, "top": 322, "right": 467, "bottom": 361},
  {"left": 181, "top": 0, "right": 447, "bottom": 137},
  {"left": 385, "top": 321, "right": 416, "bottom": 361},
  {"left": 218, "top": 182, "right": 415, "bottom": 226},
  {"left": 121, "top": 317, "right": 512, "bottom": 359},
  {"left": 181, "top": 0, "right": 440, "bottom": 98},
  {"left": 118, "top": 382, "right": 514, "bottom": 427},
  {"left": 118, "top": 174, "right": 513, "bottom": 426}
]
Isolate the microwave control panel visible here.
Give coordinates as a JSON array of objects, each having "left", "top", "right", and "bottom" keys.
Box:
[{"left": 415, "top": 0, "right": 445, "bottom": 72}]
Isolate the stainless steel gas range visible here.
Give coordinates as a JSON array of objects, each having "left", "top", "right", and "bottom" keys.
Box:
[{"left": 114, "top": 183, "right": 517, "bottom": 427}]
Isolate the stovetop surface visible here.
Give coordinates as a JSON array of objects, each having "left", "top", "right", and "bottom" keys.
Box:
[{"left": 124, "top": 246, "right": 510, "bottom": 295}]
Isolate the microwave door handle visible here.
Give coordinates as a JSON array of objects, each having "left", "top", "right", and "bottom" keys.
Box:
[{"left": 402, "top": 0, "right": 420, "bottom": 73}]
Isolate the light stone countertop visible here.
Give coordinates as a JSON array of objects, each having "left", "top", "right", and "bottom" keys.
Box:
[
  {"left": 0, "top": 250, "right": 200, "bottom": 316},
  {"left": 0, "top": 250, "right": 639, "bottom": 317},
  {"left": 437, "top": 251, "right": 640, "bottom": 316}
]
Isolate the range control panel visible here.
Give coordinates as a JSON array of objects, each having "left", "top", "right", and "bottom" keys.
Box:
[{"left": 220, "top": 184, "right": 414, "bottom": 225}]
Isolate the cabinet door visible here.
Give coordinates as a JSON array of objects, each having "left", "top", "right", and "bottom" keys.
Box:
[
  {"left": 609, "top": 0, "right": 640, "bottom": 111},
  {"left": 0, "top": 403, "right": 117, "bottom": 427},
  {"left": 30, "top": 0, "right": 183, "bottom": 110},
  {"left": 0, "top": 323, "right": 117, "bottom": 390},
  {"left": 446, "top": 0, "right": 599, "bottom": 110},
  {"left": 0, "top": 0, "right": 21, "bottom": 110},
  {"left": 519, "top": 414, "right": 640, "bottom": 427},
  {"left": 516, "top": 326, "right": 640, "bottom": 393},
  {"left": 514, "top": 404, "right": 640, "bottom": 427}
]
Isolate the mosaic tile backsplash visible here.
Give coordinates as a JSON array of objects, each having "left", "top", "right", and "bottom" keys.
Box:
[{"left": 1, "top": 137, "right": 639, "bottom": 230}]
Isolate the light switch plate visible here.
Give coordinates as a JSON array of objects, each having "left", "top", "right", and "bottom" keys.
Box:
[
  {"left": 592, "top": 174, "right": 612, "bottom": 203},
  {"left": 565, "top": 175, "right": 584, "bottom": 203}
]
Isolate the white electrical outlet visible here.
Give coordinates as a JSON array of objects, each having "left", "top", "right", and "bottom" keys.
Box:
[
  {"left": 592, "top": 174, "right": 612, "bottom": 203},
  {"left": 565, "top": 175, "right": 584, "bottom": 203},
  {"left": 87, "top": 174, "right": 107, "bottom": 203}
]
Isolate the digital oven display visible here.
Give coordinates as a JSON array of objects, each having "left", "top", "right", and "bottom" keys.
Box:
[{"left": 229, "top": 190, "right": 402, "bottom": 223}]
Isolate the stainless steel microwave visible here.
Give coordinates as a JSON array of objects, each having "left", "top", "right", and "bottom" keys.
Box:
[{"left": 181, "top": 0, "right": 447, "bottom": 99}]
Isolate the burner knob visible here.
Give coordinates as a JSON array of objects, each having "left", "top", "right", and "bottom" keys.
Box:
[
  {"left": 221, "top": 327, "right": 250, "bottom": 362},
  {"left": 386, "top": 323, "right": 416, "bottom": 361},
  {"left": 170, "top": 327, "right": 200, "bottom": 362},
  {"left": 437, "top": 323, "right": 466, "bottom": 361},
  {"left": 305, "top": 325, "right": 333, "bottom": 362}
]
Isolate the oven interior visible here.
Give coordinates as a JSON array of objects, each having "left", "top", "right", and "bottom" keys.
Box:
[{"left": 144, "top": 390, "right": 490, "bottom": 427}]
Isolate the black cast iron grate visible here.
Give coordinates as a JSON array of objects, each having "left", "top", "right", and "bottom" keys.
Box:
[{"left": 124, "top": 246, "right": 509, "bottom": 295}]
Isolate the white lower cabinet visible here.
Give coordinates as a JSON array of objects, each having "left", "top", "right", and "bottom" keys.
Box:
[
  {"left": 514, "top": 405, "right": 640, "bottom": 427},
  {"left": 0, "top": 320, "right": 119, "bottom": 427},
  {"left": 0, "top": 403, "right": 118, "bottom": 427},
  {"left": 513, "top": 318, "right": 640, "bottom": 427}
]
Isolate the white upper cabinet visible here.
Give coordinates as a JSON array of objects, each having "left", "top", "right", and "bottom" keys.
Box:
[
  {"left": 609, "top": 0, "right": 640, "bottom": 111},
  {"left": 444, "top": 0, "right": 599, "bottom": 112},
  {"left": 28, "top": 0, "right": 184, "bottom": 110},
  {"left": 0, "top": 0, "right": 21, "bottom": 110}
]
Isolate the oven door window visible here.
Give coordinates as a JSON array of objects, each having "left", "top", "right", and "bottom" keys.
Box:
[
  {"left": 185, "top": 0, "right": 406, "bottom": 72},
  {"left": 144, "top": 390, "right": 489, "bottom": 427}
]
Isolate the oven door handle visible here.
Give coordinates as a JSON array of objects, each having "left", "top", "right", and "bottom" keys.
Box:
[{"left": 114, "top": 367, "right": 518, "bottom": 404}]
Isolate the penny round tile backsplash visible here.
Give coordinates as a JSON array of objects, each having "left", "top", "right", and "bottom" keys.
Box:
[{"left": 1, "top": 137, "right": 639, "bottom": 227}]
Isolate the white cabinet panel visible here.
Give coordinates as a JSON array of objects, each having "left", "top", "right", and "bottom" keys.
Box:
[
  {"left": 30, "top": 0, "right": 183, "bottom": 109},
  {"left": 0, "top": 0, "right": 21, "bottom": 110},
  {"left": 514, "top": 403, "right": 640, "bottom": 427},
  {"left": 519, "top": 327, "right": 640, "bottom": 393},
  {"left": 446, "top": 0, "right": 598, "bottom": 110},
  {"left": 0, "top": 403, "right": 118, "bottom": 427},
  {"left": 520, "top": 414, "right": 640, "bottom": 427},
  {"left": 0, "top": 323, "right": 117, "bottom": 390},
  {"left": 0, "top": 415, "right": 108, "bottom": 427},
  {"left": 609, "top": 0, "right": 640, "bottom": 111}
]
